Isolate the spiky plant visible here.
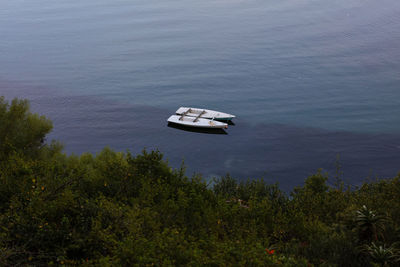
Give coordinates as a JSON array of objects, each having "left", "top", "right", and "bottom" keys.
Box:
[
  {"left": 364, "top": 242, "right": 400, "bottom": 267},
  {"left": 355, "top": 205, "right": 387, "bottom": 243}
]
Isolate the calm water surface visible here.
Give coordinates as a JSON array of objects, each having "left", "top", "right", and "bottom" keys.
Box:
[{"left": 1, "top": 0, "right": 400, "bottom": 190}]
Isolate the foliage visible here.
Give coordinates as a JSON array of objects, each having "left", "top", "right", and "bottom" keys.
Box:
[
  {"left": 363, "top": 242, "right": 400, "bottom": 266},
  {"left": 0, "top": 96, "right": 53, "bottom": 160},
  {"left": 0, "top": 97, "right": 400, "bottom": 266},
  {"left": 355, "top": 205, "right": 387, "bottom": 243}
]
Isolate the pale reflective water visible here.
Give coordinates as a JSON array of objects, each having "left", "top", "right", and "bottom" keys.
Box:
[{"left": 1, "top": 0, "right": 400, "bottom": 190}]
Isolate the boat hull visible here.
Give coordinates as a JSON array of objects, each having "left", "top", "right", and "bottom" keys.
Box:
[{"left": 167, "top": 115, "right": 228, "bottom": 129}]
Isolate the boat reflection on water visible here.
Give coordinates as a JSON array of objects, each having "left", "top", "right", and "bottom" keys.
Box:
[{"left": 167, "top": 122, "right": 228, "bottom": 135}]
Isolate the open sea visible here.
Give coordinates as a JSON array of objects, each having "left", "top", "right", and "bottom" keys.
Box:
[{"left": 1, "top": 0, "right": 400, "bottom": 190}]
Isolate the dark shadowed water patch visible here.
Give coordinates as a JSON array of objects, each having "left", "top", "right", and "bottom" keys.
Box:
[
  {"left": 167, "top": 123, "right": 228, "bottom": 135},
  {"left": 1, "top": 80, "right": 59, "bottom": 100},
  {"left": 11, "top": 93, "right": 397, "bottom": 192}
]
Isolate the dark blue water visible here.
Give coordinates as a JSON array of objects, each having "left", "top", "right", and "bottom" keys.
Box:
[{"left": 1, "top": 0, "right": 400, "bottom": 190}]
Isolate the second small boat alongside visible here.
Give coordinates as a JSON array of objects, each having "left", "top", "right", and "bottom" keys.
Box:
[
  {"left": 176, "top": 107, "right": 235, "bottom": 121},
  {"left": 167, "top": 115, "right": 228, "bottom": 129}
]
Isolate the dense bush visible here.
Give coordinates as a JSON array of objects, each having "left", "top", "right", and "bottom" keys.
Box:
[{"left": 0, "top": 97, "right": 399, "bottom": 266}]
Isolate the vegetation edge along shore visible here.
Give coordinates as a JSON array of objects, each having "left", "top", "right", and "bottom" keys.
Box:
[{"left": 1, "top": 96, "right": 399, "bottom": 266}]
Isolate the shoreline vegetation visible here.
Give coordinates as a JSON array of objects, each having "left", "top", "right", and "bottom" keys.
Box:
[{"left": 1, "top": 96, "right": 400, "bottom": 266}]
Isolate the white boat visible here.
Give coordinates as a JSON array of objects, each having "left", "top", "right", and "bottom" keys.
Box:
[
  {"left": 167, "top": 115, "right": 228, "bottom": 129},
  {"left": 176, "top": 107, "right": 235, "bottom": 121}
]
